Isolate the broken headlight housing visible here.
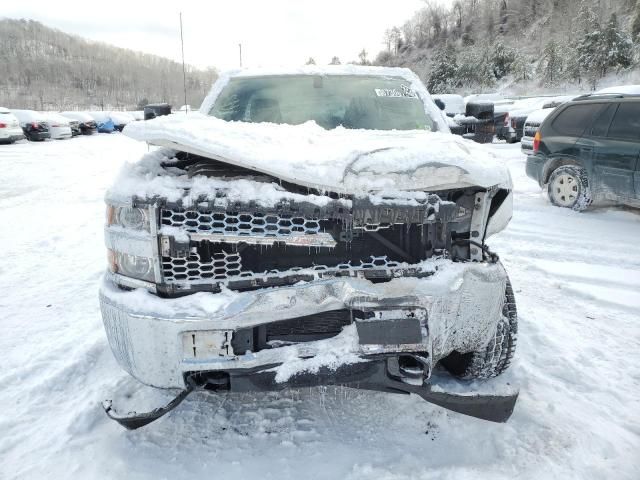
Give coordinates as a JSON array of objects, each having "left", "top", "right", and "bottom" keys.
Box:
[
  {"left": 108, "top": 250, "right": 155, "bottom": 282},
  {"left": 107, "top": 206, "right": 150, "bottom": 231}
]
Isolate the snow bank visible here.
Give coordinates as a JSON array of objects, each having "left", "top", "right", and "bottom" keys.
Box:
[{"left": 123, "top": 113, "right": 511, "bottom": 196}]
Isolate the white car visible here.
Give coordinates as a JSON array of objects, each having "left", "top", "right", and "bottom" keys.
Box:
[
  {"left": 42, "top": 112, "right": 73, "bottom": 139},
  {"left": 0, "top": 107, "right": 25, "bottom": 144}
]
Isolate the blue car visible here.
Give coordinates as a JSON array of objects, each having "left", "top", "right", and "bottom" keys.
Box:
[{"left": 96, "top": 118, "right": 116, "bottom": 133}]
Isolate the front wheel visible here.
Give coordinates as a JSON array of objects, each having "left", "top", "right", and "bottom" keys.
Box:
[
  {"left": 440, "top": 279, "right": 517, "bottom": 379},
  {"left": 547, "top": 165, "right": 592, "bottom": 211}
]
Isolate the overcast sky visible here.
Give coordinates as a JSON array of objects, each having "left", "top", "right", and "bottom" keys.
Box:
[{"left": 3, "top": 0, "right": 430, "bottom": 71}]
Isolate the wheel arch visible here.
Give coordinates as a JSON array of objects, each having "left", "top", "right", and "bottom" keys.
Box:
[{"left": 541, "top": 155, "right": 584, "bottom": 185}]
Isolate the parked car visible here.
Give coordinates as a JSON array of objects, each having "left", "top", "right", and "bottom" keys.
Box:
[
  {"left": 11, "top": 109, "right": 51, "bottom": 141},
  {"left": 42, "top": 112, "right": 73, "bottom": 139},
  {"left": 109, "top": 111, "right": 135, "bottom": 131},
  {"left": 60, "top": 112, "right": 97, "bottom": 135},
  {"left": 520, "top": 108, "right": 554, "bottom": 154},
  {"left": 143, "top": 103, "right": 171, "bottom": 120},
  {"left": 100, "top": 66, "right": 519, "bottom": 429},
  {"left": 88, "top": 112, "right": 116, "bottom": 133},
  {"left": 68, "top": 119, "right": 81, "bottom": 136},
  {"left": 502, "top": 96, "right": 577, "bottom": 144},
  {"left": 526, "top": 93, "right": 640, "bottom": 210},
  {"left": 0, "top": 107, "right": 26, "bottom": 143}
]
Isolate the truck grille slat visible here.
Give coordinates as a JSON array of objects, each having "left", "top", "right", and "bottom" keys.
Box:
[{"left": 161, "top": 208, "right": 321, "bottom": 236}]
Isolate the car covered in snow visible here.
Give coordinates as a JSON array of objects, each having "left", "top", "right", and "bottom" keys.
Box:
[
  {"left": 60, "top": 111, "right": 98, "bottom": 135},
  {"left": 41, "top": 112, "right": 73, "bottom": 140},
  {"left": 11, "top": 109, "right": 52, "bottom": 142},
  {"left": 99, "top": 66, "right": 518, "bottom": 429},
  {"left": 88, "top": 112, "right": 117, "bottom": 133},
  {"left": 526, "top": 93, "right": 640, "bottom": 210},
  {"left": 520, "top": 108, "right": 555, "bottom": 154},
  {"left": 0, "top": 107, "right": 25, "bottom": 144}
]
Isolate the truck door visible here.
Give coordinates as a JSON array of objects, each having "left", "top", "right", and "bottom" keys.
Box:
[{"left": 592, "top": 102, "right": 640, "bottom": 201}]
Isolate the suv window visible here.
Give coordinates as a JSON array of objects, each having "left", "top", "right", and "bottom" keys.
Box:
[
  {"left": 589, "top": 103, "right": 616, "bottom": 137},
  {"left": 552, "top": 103, "right": 603, "bottom": 136},
  {"left": 607, "top": 102, "right": 640, "bottom": 140}
]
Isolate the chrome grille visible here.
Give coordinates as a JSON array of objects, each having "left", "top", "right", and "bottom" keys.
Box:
[
  {"left": 161, "top": 208, "right": 321, "bottom": 236},
  {"left": 162, "top": 251, "right": 242, "bottom": 282},
  {"left": 161, "top": 252, "right": 403, "bottom": 285}
]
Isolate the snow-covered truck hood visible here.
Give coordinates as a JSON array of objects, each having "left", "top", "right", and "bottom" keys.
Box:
[{"left": 123, "top": 112, "right": 511, "bottom": 195}]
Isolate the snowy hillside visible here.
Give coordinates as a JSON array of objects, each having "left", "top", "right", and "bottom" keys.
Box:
[{"left": 1, "top": 135, "right": 638, "bottom": 479}]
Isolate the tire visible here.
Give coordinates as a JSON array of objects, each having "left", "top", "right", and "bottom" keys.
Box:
[
  {"left": 440, "top": 279, "right": 518, "bottom": 380},
  {"left": 547, "top": 165, "right": 592, "bottom": 211}
]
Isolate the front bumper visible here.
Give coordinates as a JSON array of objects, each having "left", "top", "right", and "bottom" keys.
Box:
[{"left": 99, "top": 260, "right": 508, "bottom": 389}]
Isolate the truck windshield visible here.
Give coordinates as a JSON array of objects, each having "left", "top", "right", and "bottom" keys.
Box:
[{"left": 209, "top": 75, "right": 435, "bottom": 131}]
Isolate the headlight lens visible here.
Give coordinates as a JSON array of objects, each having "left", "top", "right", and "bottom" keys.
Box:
[
  {"left": 108, "top": 250, "right": 155, "bottom": 282},
  {"left": 106, "top": 205, "right": 150, "bottom": 231}
]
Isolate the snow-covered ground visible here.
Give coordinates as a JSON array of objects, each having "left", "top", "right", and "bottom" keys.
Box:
[{"left": 1, "top": 134, "right": 639, "bottom": 479}]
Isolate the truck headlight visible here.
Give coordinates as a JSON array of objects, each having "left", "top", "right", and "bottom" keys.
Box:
[
  {"left": 108, "top": 250, "right": 155, "bottom": 282},
  {"left": 106, "top": 205, "right": 150, "bottom": 231}
]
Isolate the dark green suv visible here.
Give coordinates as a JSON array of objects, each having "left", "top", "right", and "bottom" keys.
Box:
[{"left": 526, "top": 94, "right": 640, "bottom": 210}]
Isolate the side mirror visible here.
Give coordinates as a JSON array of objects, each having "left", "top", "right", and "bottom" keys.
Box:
[{"left": 434, "top": 99, "right": 446, "bottom": 111}]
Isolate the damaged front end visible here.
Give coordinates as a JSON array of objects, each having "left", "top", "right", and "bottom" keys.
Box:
[{"left": 100, "top": 151, "right": 517, "bottom": 429}]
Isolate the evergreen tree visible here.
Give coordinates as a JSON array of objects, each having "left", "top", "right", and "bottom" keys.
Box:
[
  {"left": 511, "top": 52, "right": 533, "bottom": 81},
  {"left": 539, "top": 39, "right": 564, "bottom": 86},
  {"left": 427, "top": 46, "right": 459, "bottom": 93},
  {"left": 575, "top": 4, "right": 606, "bottom": 88},
  {"left": 305, "top": 57, "right": 316, "bottom": 65},
  {"left": 458, "top": 47, "right": 495, "bottom": 87},
  {"left": 329, "top": 56, "right": 341, "bottom": 65},
  {"left": 491, "top": 41, "right": 517, "bottom": 79},
  {"left": 602, "top": 13, "right": 633, "bottom": 72}
]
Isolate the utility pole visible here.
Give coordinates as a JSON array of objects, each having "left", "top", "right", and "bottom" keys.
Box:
[
  {"left": 180, "top": 12, "right": 188, "bottom": 114},
  {"left": 239, "top": 43, "right": 243, "bottom": 68}
]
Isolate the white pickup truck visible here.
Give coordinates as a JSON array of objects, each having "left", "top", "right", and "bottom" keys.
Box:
[{"left": 99, "top": 66, "right": 518, "bottom": 429}]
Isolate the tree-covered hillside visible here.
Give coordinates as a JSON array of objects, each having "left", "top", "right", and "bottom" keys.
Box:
[
  {"left": 0, "top": 19, "right": 218, "bottom": 110},
  {"left": 374, "top": 0, "right": 640, "bottom": 93}
]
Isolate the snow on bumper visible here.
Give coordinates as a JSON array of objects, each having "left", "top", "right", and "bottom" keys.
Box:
[{"left": 99, "top": 261, "right": 507, "bottom": 389}]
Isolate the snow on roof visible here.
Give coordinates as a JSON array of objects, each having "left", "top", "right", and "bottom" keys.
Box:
[
  {"left": 596, "top": 85, "right": 640, "bottom": 95},
  {"left": 60, "top": 111, "right": 94, "bottom": 122},
  {"left": 11, "top": 109, "right": 47, "bottom": 123},
  {"left": 524, "top": 108, "right": 554, "bottom": 125},
  {"left": 43, "top": 112, "right": 71, "bottom": 124}
]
